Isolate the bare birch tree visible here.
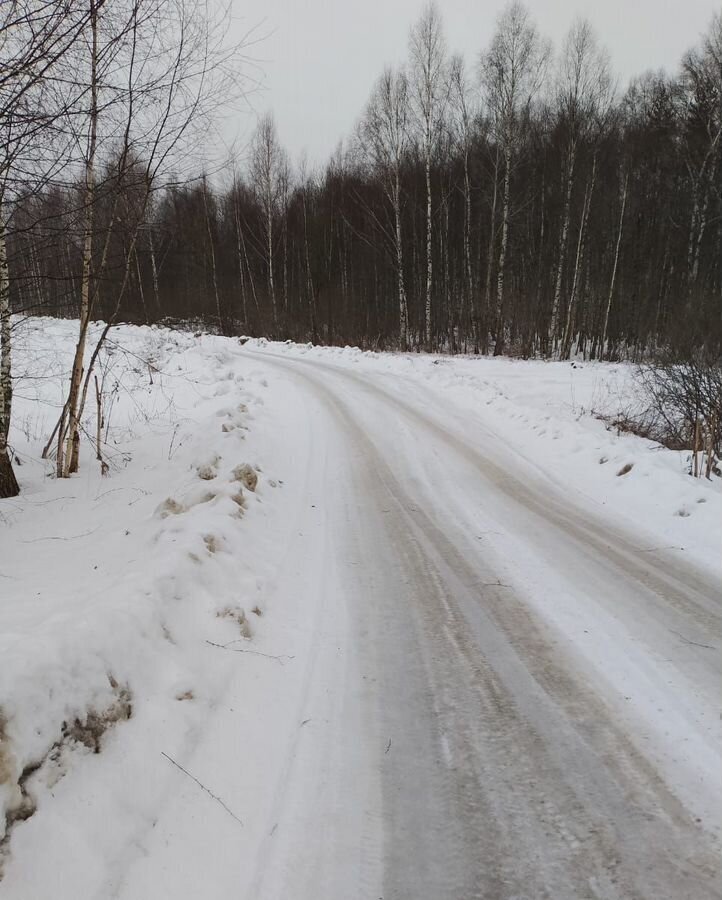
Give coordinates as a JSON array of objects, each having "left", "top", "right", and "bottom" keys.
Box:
[
  {"left": 55, "top": 0, "right": 250, "bottom": 476},
  {"left": 250, "top": 113, "right": 288, "bottom": 334},
  {"left": 601, "top": 168, "right": 628, "bottom": 357},
  {"left": 449, "top": 55, "right": 480, "bottom": 350},
  {"left": 360, "top": 68, "right": 411, "bottom": 349},
  {"left": 680, "top": 13, "right": 721, "bottom": 297},
  {"left": 409, "top": 2, "right": 447, "bottom": 350},
  {"left": 482, "top": 1, "right": 549, "bottom": 355},
  {"left": 0, "top": 205, "right": 15, "bottom": 497},
  {"left": 549, "top": 19, "right": 613, "bottom": 347}
]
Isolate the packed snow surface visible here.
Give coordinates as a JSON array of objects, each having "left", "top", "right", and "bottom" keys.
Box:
[{"left": 0, "top": 320, "right": 719, "bottom": 898}]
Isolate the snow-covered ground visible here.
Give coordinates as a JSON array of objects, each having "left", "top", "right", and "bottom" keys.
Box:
[
  {"left": 0, "top": 320, "right": 720, "bottom": 898},
  {"left": 0, "top": 318, "right": 304, "bottom": 895}
]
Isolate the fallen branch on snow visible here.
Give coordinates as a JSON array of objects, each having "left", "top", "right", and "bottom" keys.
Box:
[
  {"left": 205, "top": 640, "right": 295, "bottom": 664},
  {"left": 20, "top": 528, "right": 100, "bottom": 543},
  {"left": 161, "top": 751, "right": 243, "bottom": 826},
  {"left": 668, "top": 629, "right": 716, "bottom": 651}
]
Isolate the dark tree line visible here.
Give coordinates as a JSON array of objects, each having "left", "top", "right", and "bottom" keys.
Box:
[{"left": 7, "top": 3, "right": 722, "bottom": 362}]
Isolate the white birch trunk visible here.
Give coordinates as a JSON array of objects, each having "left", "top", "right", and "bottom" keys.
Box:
[
  {"left": 425, "top": 153, "right": 432, "bottom": 350},
  {"left": 0, "top": 206, "right": 19, "bottom": 497},
  {"left": 483, "top": 145, "right": 500, "bottom": 353},
  {"left": 601, "top": 171, "right": 628, "bottom": 358},
  {"left": 462, "top": 152, "right": 475, "bottom": 349},
  {"left": 690, "top": 181, "right": 710, "bottom": 286},
  {"left": 550, "top": 141, "right": 576, "bottom": 342},
  {"left": 302, "top": 191, "right": 316, "bottom": 340},
  {"left": 394, "top": 173, "right": 408, "bottom": 350},
  {"left": 148, "top": 227, "right": 160, "bottom": 315},
  {"left": 267, "top": 204, "right": 276, "bottom": 329},
  {"left": 561, "top": 154, "right": 596, "bottom": 358},
  {"left": 59, "top": 0, "right": 99, "bottom": 477},
  {"left": 203, "top": 184, "right": 223, "bottom": 333},
  {"left": 233, "top": 200, "right": 248, "bottom": 326},
  {"left": 494, "top": 145, "right": 511, "bottom": 355}
]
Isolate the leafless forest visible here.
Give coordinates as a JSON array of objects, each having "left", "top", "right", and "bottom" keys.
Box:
[{"left": 1, "top": 0, "right": 720, "bottom": 497}]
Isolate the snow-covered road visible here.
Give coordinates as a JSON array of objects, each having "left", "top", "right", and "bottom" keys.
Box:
[
  {"left": 227, "top": 348, "right": 721, "bottom": 899},
  {"left": 2, "top": 326, "right": 720, "bottom": 899}
]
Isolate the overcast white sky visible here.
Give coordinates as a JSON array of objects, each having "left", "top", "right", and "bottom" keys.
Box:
[{"left": 231, "top": 0, "right": 717, "bottom": 165}]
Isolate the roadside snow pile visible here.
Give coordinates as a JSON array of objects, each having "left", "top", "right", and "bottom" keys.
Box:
[
  {"left": 252, "top": 340, "right": 722, "bottom": 574},
  {"left": 0, "top": 318, "right": 276, "bottom": 879}
]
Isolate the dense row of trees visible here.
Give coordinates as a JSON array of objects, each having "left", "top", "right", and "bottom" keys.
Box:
[
  {"left": 1, "top": 1, "right": 720, "bottom": 495},
  {"left": 9, "top": 3, "right": 720, "bottom": 361}
]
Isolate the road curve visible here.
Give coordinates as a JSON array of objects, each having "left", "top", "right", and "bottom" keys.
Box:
[{"left": 245, "top": 349, "right": 722, "bottom": 900}]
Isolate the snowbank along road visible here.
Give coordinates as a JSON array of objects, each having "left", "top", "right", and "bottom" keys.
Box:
[{"left": 1, "top": 323, "right": 720, "bottom": 900}]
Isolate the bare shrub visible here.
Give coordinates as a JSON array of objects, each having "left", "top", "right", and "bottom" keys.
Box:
[
  {"left": 600, "top": 352, "right": 722, "bottom": 478},
  {"left": 635, "top": 354, "right": 722, "bottom": 453}
]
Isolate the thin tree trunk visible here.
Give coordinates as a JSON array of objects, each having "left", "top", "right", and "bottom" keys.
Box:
[
  {"left": 148, "top": 226, "right": 161, "bottom": 315},
  {"left": 202, "top": 183, "right": 223, "bottom": 334},
  {"left": 442, "top": 192, "right": 451, "bottom": 350},
  {"left": 462, "top": 150, "right": 475, "bottom": 351},
  {"left": 686, "top": 176, "right": 702, "bottom": 283},
  {"left": 282, "top": 213, "right": 288, "bottom": 315},
  {"left": 302, "top": 188, "right": 317, "bottom": 342},
  {"left": 483, "top": 144, "right": 500, "bottom": 354},
  {"left": 232, "top": 199, "right": 248, "bottom": 327},
  {"left": 561, "top": 154, "right": 597, "bottom": 359},
  {"left": 73, "top": 198, "right": 151, "bottom": 449},
  {"left": 425, "top": 153, "right": 432, "bottom": 351},
  {"left": 494, "top": 145, "right": 511, "bottom": 356},
  {"left": 535, "top": 169, "right": 546, "bottom": 355},
  {"left": 550, "top": 141, "right": 576, "bottom": 345},
  {"left": 237, "top": 210, "right": 259, "bottom": 317},
  {"left": 394, "top": 174, "right": 408, "bottom": 351},
  {"left": 690, "top": 175, "right": 711, "bottom": 287},
  {"left": 59, "top": 0, "right": 99, "bottom": 477},
  {"left": 0, "top": 206, "right": 19, "bottom": 498},
  {"left": 134, "top": 246, "right": 147, "bottom": 322},
  {"left": 601, "top": 170, "right": 628, "bottom": 359},
  {"left": 267, "top": 205, "right": 276, "bottom": 331}
]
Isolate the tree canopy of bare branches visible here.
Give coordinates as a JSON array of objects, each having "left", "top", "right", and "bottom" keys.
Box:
[{"left": 2, "top": 2, "right": 720, "bottom": 492}]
